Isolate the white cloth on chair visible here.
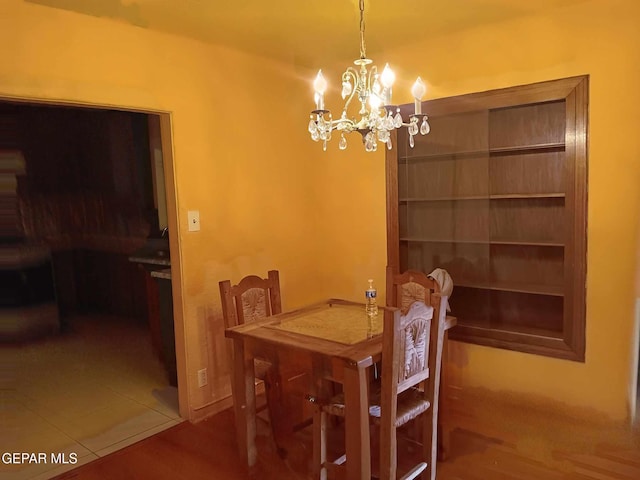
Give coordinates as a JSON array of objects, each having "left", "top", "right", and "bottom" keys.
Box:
[{"left": 428, "top": 268, "right": 453, "bottom": 312}]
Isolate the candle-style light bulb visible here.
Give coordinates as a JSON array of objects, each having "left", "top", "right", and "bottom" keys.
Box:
[
  {"left": 411, "top": 77, "right": 426, "bottom": 114},
  {"left": 380, "top": 63, "right": 395, "bottom": 105},
  {"left": 313, "top": 70, "right": 327, "bottom": 110},
  {"left": 380, "top": 64, "right": 395, "bottom": 88},
  {"left": 369, "top": 92, "right": 382, "bottom": 109},
  {"left": 314, "top": 70, "right": 327, "bottom": 95}
]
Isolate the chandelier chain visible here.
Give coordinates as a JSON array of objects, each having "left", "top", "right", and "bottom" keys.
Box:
[{"left": 359, "top": 0, "right": 366, "bottom": 59}]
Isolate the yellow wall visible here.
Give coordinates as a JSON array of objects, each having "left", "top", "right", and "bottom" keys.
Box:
[
  {"left": 289, "top": 0, "right": 640, "bottom": 423},
  {"left": 325, "top": 0, "right": 639, "bottom": 420},
  {"left": 0, "top": 0, "right": 330, "bottom": 420},
  {"left": 301, "top": 0, "right": 640, "bottom": 422},
  {"left": 4, "top": 0, "right": 639, "bottom": 422}
]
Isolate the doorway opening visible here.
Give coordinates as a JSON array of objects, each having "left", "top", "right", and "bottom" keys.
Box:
[
  {"left": 633, "top": 297, "right": 640, "bottom": 425},
  {"left": 632, "top": 225, "right": 640, "bottom": 426},
  {"left": 2, "top": 98, "right": 182, "bottom": 473}
]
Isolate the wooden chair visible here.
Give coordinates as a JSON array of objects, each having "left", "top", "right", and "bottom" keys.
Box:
[
  {"left": 386, "top": 267, "right": 440, "bottom": 315},
  {"left": 219, "top": 270, "right": 282, "bottom": 329},
  {"left": 312, "top": 296, "right": 447, "bottom": 480},
  {"left": 219, "top": 270, "right": 285, "bottom": 454},
  {"left": 386, "top": 267, "right": 454, "bottom": 461}
]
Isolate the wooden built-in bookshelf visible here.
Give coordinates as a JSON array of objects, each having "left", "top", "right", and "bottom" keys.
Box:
[{"left": 386, "top": 76, "right": 588, "bottom": 360}]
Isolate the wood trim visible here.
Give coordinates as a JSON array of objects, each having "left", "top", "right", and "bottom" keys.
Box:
[
  {"left": 386, "top": 75, "right": 589, "bottom": 361},
  {"left": 563, "top": 87, "right": 578, "bottom": 356},
  {"left": 570, "top": 76, "right": 588, "bottom": 361},
  {"left": 449, "top": 325, "right": 582, "bottom": 361},
  {"left": 267, "top": 269, "right": 282, "bottom": 315},
  {"left": 386, "top": 129, "right": 400, "bottom": 273},
  {"left": 400, "top": 76, "right": 587, "bottom": 118}
]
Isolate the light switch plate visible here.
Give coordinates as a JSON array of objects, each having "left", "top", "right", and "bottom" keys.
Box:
[
  {"left": 197, "top": 368, "right": 207, "bottom": 388},
  {"left": 187, "top": 210, "right": 200, "bottom": 231}
]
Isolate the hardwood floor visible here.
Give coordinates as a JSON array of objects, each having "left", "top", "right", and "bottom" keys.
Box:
[
  {"left": 52, "top": 408, "right": 304, "bottom": 480},
  {"left": 54, "top": 399, "right": 640, "bottom": 480}
]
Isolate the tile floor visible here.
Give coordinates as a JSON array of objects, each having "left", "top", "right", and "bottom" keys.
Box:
[{"left": 1, "top": 314, "right": 181, "bottom": 480}]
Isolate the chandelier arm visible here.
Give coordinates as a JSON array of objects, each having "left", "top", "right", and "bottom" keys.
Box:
[
  {"left": 396, "top": 121, "right": 420, "bottom": 127},
  {"left": 398, "top": 114, "right": 428, "bottom": 127},
  {"left": 328, "top": 117, "right": 357, "bottom": 132},
  {"left": 341, "top": 67, "right": 360, "bottom": 113}
]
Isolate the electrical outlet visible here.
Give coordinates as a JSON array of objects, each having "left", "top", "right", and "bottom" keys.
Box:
[{"left": 197, "top": 368, "right": 208, "bottom": 388}]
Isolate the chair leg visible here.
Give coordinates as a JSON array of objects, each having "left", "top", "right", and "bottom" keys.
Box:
[
  {"left": 438, "top": 331, "right": 451, "bottom": 461},
  {"left": 422, "top": 408, "right": 437, "bottom": 480},
  {"left": 370, "top": 422, "right": 381, "bottom": 480},
  {"left": 438, "top": 423, "right": 451, "bottom": 462},
  {"left": 263, "top": 367, "right": 287, "bottom": 458},
  {"left": 379, "top": 424, "right": 397, "bottom": 480},
  {"left": 312, "top": 408, "right": 327, "bottom": 480}
]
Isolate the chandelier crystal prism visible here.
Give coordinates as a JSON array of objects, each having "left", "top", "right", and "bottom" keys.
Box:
[{"left": 308, "top": 0, "right": 430, "bottom": 152}]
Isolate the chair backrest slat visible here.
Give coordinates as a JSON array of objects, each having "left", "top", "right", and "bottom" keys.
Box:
[
  {"left": 386, "top": 266, "right": 440, "bottom": 315},
  {"left": 219, "top": 270, "right": 282, "bottom": 329},
  {"left": 385, "top": 300, "right": 437, "bottom": 395}
]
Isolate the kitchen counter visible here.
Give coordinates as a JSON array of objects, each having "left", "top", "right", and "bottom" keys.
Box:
[
  {"left": 150, "top": 268, "right": 172, "bottom": 280},
  {"left": 128, "top": 237, "right": 170, "bottom": 267},
  {"left": 129, "top": 254, "right": 171, "bottom": 267}
]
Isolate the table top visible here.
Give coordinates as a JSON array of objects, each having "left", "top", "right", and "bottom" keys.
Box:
[
  {"left": 225, "top": 299, "right": 379, "bottom": 364},
  {"left": 267, "top": 301, "right": 382, "bottom": 345},
  {"left": 225, "top": 299, "right": 457, "bottom": 367}
]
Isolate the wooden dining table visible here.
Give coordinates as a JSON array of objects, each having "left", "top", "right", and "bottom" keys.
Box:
[{"left": 224, "top": 298, "right": 456, "bottom": 480}]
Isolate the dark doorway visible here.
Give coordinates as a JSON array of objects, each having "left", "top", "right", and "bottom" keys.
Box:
[{"left": 2, "top": 101, "right": 180, "bottom": 473}]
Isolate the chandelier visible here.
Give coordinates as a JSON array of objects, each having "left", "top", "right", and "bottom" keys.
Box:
[{"left": 308, "top": 0, "right": 430, "bottom": 152}]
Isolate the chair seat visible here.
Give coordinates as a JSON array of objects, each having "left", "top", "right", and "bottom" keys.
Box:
[{"left": 322, "top": 386, "right": 431, "bottom": 428}]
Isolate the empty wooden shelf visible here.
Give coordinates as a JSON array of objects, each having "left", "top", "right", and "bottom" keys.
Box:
[{"left": 386, "top": 76, "right": 588, "bottom": 361}]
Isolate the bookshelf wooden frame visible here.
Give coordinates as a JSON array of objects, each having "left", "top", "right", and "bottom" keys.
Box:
[{"left": 385, "top": 76, "right": 588, "bottom": 361}]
